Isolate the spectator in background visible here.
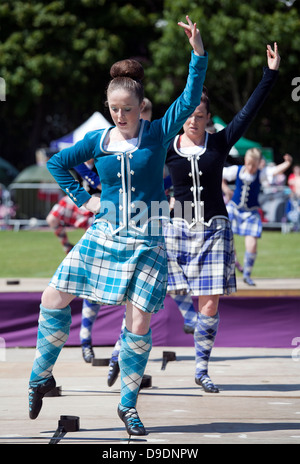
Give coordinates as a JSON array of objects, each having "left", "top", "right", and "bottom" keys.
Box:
[
  {"left": 286, "top": 164, "right": 300, "bottom": 230},
  {"left": 288, "top": 164, "right": 300, "bottom": 197},
  {"left": 46, "top": 159, "right": 101, "bottom": 253}
]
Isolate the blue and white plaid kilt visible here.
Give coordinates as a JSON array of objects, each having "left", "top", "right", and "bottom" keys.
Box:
[
  {"left": 226, "top": 202, "right": 262, "bottom": 238},
  {"left": 163, "top": 218, "right": 236, "bottom": 296},
  {"left": 49, "top": 221, "right": 168, "bottom": 314}
]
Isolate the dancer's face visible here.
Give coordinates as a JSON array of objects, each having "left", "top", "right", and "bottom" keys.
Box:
[
  {"left": 244, "top": 155, "right": 260, "bottom": 175},
  {"left": 108, "top": 89, "right": 144, "bottom": 139},
  {"left": 183, "top": 101, "right": 210, "bottom": 141}
]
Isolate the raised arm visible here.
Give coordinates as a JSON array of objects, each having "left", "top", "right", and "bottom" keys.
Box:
[
  {"left": 219, "top": 42, "right": 280, "bottom": 153},
  {"left": 178, "top": 15, "right": 205, "bottom": 56},
  {"left": 272, "top": 153, "right": 293, "bottom": 176},
  {"left": 151, "top": 15, "right": 208, "bottom": 146}
]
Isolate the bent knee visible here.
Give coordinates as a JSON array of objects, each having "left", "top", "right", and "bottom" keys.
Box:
[
  {"left": 41, "top": 286, "right": 74, "bottom": 309},
  {"left": 46, "top": 213, "right": 59, "bottom": 228},
  {"left": 198, "top": 295, "right": 220, "bottom": 317}
]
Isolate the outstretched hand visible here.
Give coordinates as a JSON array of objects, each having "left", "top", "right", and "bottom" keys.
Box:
[
  {"left": 267, "top": 42, "right": 280, "bottom": 70},
  {"left": 178, "top": 15, "right": 204, "bottom": 56}
]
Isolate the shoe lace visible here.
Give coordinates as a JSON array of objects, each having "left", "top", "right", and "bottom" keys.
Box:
[
  {"left": 200, "top": 374, "right": 213, "bottom": 386},
  {"left": 28, "top": 385, "right": 40, "bottom": 409},
  {"left": 83, "top": 346, "right": 93, "bottom": 357},
  {"left": 28, "top": 388, "right": 34, "bottom": 407},
  {"left": 124, "top": 408, "right": 143, "bottom": 427},
  {"left": 108, "top": 357, "right": 118, "bottom": 370}
]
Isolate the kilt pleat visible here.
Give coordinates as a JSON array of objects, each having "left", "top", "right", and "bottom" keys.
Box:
[
  {"left": 49, "top": 221, "right": 168, "bottom": 313},
  {"left": 164, "top": 218, "right": 236, "bottom": 296},
  {"left": 226, "top": 202, "right": 262, "bottom": 237}
]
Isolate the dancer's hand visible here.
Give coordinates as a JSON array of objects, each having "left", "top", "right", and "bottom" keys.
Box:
[
  {"left": 267, "top": 42, "right": 280, "bottom": 70},
  {"left": 83, "top": 196, "right": 101, "bottom": 215},
  {"left": 178, "top": 15, "right": 204, "bottom": 56}
]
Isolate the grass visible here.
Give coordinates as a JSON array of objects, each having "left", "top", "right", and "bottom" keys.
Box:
[
  {"left": 0, "top": 229, "right": 85, "bottom": 278},
  {"left": 234, "top": 231, "right": 300, "bottom": 279},
  {"left": 0, "top": 229, "right": 299, "bottom": 279}
]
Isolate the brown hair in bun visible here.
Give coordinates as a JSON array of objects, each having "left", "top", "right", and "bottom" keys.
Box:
[{"left": 107, "top": 59, "right": 144, "bottom": 103}]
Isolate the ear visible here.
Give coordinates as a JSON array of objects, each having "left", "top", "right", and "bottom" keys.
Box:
[{"left": 140, "top": 99, "right": 146, "bottom": 113}]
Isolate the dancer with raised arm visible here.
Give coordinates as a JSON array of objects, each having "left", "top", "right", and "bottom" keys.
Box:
[
  {"left": 164, "top": 42, "right": 281, "bottom": 393},
  {"left": 28, "top": 15, "right": 208, "bottom": 436}
]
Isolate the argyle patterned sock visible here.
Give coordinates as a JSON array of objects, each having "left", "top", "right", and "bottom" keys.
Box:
[
  {"left": 79, "top": 299, "right": 101, "bottom": 347},
  {"left": 171, "top": 293, "right": 197, "bottom": 329},
  {"left": 243, "top": 252, "right": 257, "bottom": 280},
  {"left": 194, "top": 312, "right": 219, "bottom": 378},
  {"left": 29, "top": 305, "right": 72, "bottom": 386},
  {"left": 119, "top": 327, "right": 152, "bottom": 407}
]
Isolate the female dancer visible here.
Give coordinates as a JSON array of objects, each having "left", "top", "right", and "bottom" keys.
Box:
[
  {"left": 223, "top": 148, "right": 292, "bottom": 286},
  {"left": 28, "top": 15, "right": 207, "bottom": 436},
  {"left": 164, "top": 42, "right": 281, "bottom": 393}
]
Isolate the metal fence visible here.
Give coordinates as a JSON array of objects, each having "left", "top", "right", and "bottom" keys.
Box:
[
  {"left": 0, "top": 182, "right": 297, "bottom": 233},
  {"left": 0, "top": 183, "right": 63, "bottom": 230}
]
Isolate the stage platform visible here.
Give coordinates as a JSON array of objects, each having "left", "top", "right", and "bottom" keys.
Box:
[
  {"left": 1, "top": 277, "right": 299, "bottom": 296},
  {"left": 0, "top": 346, "right": 299, "bottom": 445},
  {"left": 0, "top": 279, "right": 300, "bottom": 445}
]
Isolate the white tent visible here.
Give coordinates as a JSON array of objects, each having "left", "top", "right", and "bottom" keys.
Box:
[{"left": 50, "top": 112, "right": 111, "bottom": 151}]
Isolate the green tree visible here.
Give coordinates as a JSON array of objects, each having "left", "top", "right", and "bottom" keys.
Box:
[
  {"left": 0, "top": 0, "right": 162, "bottom": 169},
  {"left": 147, "top": 0, "right": 300, "bottom": 162},
  {"left": 1, "top": 0, "right": 299, "bottom": 170}
]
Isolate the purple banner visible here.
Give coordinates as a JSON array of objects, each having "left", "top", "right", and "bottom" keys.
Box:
[{"left": 0, "top": 293, "right": 299, "bottom": 348}]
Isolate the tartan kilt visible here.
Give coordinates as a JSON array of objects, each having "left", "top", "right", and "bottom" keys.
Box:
[
  {"left": 49, "top": 220, "right": 168, "bottom": 314},
  {"left": 50, "top": 195, "right": 94, "bottom": 229},
  {"left": 163, "top": 217, "right": 236, "bottom": 296},
  {"left": 226, "top": 202, "right": 262, "bottom": 238}
]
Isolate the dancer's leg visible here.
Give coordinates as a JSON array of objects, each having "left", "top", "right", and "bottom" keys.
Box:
[
  {"left": 170, "top": 293, "right": 197, "bottom": 333},
  {"left": 234, "top": 249, "right": 243, "bottom": 273},
  {"left": 107, "top": 309, "right": 126, "bottom": 386},
  {"left": 80, "top": 299, "right": 101, "bottom": 362},
  {"left": 117, "top": 302, "right": 152, "bottom": 435},
  {"left": 46, "top": 213, "right": 73, "bottom": 254},
  {"left": 29, "top": 304, "right": 72, "bottom": 385},
  {"left": 243, "top": 236, "right": 257, "bottom": 286},
  {"left": 28, "top": 287, "right": 74, "bottom": 419},
  {"left": 194, "top": 295, "right": 220, "bottom": 393}
]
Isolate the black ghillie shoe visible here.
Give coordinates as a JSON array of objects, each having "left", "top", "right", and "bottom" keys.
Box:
[
  {"left": 117, "top": 404, "right": 147, "bottom": 436},
  {"left": 183, "top": 324, "right": 195, "bottom": 334},
  {"left": 107, "top": 357, "right": 120, "bottom": 387},
  {"left": 81, "top": 344, "right": 95, "bottom": 363},
  {"left": 28, "top": 376, "right": 56, "bottom": 419},
  {"left": 243, "top": 276, "right": 256, "bottom": 286},
  {"left": 195, "top": 374, "right": 219, "bottom": 393}
]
